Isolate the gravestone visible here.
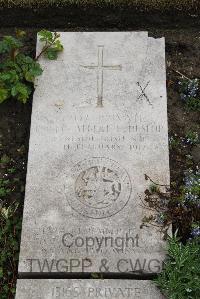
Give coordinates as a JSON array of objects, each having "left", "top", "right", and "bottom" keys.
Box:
[
  {"left": 18, "top": 32, "right": 170, "bottom": 276},
  {"left": 15, "top": 279, "right": 165, "bottom": 298}
]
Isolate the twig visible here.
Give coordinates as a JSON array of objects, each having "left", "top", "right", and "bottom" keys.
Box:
[
  {"left": 144, "top": 174, "right": 170, "bottom": 187},
  {"left": 35, "top": 32, "right": 59, "bottom": 61},
  {"left": 172, "top": 69, "right": 191, "bottom": 81}
]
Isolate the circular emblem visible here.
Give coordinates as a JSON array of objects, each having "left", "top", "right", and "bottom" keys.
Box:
[{"left": 67, "top": 157, "right": 132, "bottom": 219}]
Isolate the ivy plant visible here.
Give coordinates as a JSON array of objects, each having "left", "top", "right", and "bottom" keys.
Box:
[{"left": 0, "top": 30, "right": 63, "bottom": 104}]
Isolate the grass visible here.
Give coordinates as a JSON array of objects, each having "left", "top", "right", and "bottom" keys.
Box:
[{"left": 0, "top": 0, "right": 200, "bottom": 10}]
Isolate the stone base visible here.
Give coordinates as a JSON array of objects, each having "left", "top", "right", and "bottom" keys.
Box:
[{"left": 15, "top": 279, "right": 165, "bottom": 298}]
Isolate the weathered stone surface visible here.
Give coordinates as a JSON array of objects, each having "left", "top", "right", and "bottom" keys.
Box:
[
  {"left": 15, "top": 279, "right": 166, "bottom": 298},
  {"left": 18, "top": 32, "right": 170, "bottom": 274}
]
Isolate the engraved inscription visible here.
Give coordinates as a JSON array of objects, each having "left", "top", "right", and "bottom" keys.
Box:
[
  {"left": 66, "top": 157, "right": 132, "bottom": 219},
  {"left": 52, "top": 286, "right": 142, "bottom": 298},
  {"left": 81, "top": 46, "right": 122, "bottom": 107},
  {"left": 75, "top": 166, "right": 121, "bottom": 209},
  {"left": 137, "top": 81, "right": 152, "bottom": 105}
]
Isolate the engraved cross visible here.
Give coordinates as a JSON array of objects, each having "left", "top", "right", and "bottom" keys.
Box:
[{"left": 81, "top": 45, "right": 122, "bottom": 107}]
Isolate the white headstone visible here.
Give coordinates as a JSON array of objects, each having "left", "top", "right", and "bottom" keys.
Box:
[
  {"left": 15, "top": 279, "right": 166, "bottom": 298},
  {"left": 18, "top": 32, "right": 170, "bottom": 274}
]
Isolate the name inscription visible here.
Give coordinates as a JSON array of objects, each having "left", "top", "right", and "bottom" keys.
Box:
[{"left": 52, "top": 286, "right": 141, "bottom": 298}]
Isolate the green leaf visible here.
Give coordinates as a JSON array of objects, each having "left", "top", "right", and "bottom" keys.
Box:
[
  {"left": 155, "top": 236, "right": 200, "bottom": 299},
  {"left": 0, "top": 36, "right": 23, "bottom": 54},
  {"left": 0, "top": 70, "right": 18, "bottom": 83},
  {"left": 25, "top": 65, "right": 43, "bottom": 82},
  {"left": 24, "top": 71, "right": 34, "bottom": 82},
  {"left": 11, "top": 83, "right": 31, "bottom": 103},
  {"left": 0, "top": 31, "right": 62, "bottom": 107},
  {"left": 0, "top": 88, "right": 9, "bottom": 103},
  {"left": 46, "top": 48, "right": 58, "bottom": 60},
  {"left": 37, "top": 30, "right": 63, "bottom": 61},
  {"left": 30, "top": 63, "right": 43, "bottom": 76},
  {"left": 23, "top": 55, "right": 34, "bottom": 64},
  {"left": 15, "top": 53, "right": 32, "bottom": 66},
  {"left": 11, "top": 86, "right": 17, "bottom": 97},
  {"left": 38, "top": 30, "right": 53, "bottom": 42},
  {"left": 0, "top": 41, "right": 8, "bottom": 54},
  {"left": 0, "top": 154, "right": 10, "bottom": 164},
  {"left": 54, "top": 40, "right": 64, "bottom": 52},
  {"left": 3, "top": 60, "right": 22, "bottom": 74},
  {"left": 8, "top": 168, "right": 16, "bottom": 173}
]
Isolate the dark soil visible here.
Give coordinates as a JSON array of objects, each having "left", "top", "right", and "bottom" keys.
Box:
[
  {"left": 1, "top": 7, "right": 200, "bottom": 29},
  {"left": 0, "top": 29, "right": 35, "bottom": 209},
  {"left": 0, "top": 11, "right": 200, "bottom": 298}
]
